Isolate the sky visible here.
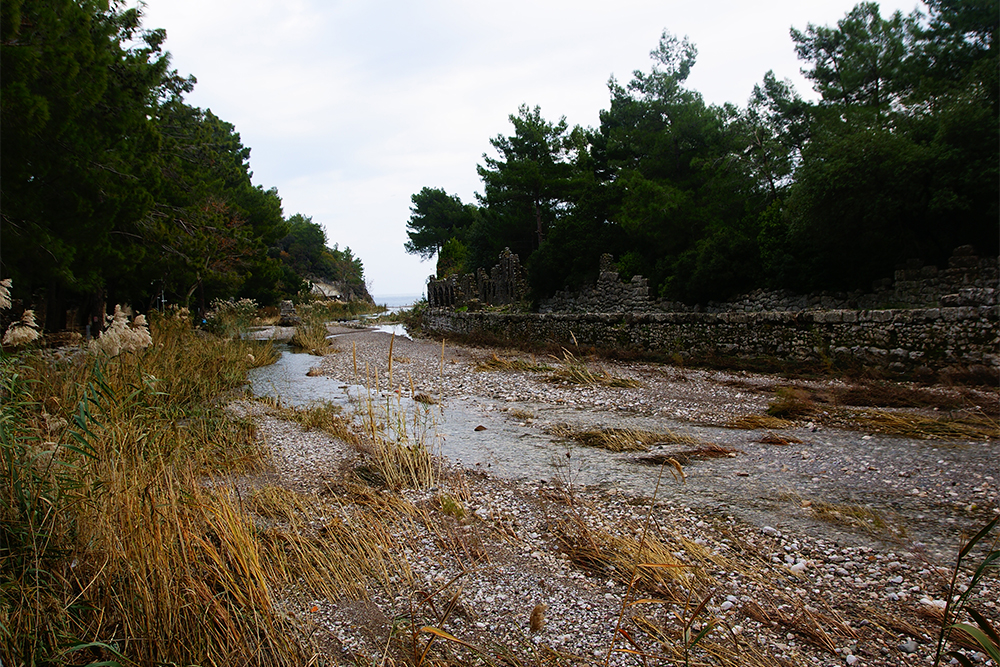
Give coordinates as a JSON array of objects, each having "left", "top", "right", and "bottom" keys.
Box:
[{"left": 140, "top": 0, "right": 924, "bottom": 298}]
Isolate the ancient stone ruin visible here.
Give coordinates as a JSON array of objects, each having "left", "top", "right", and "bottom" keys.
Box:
[
  {"left": 422, "top": 247, "right": 999, "bottom": 374},
  {"left": 427, "top": 248, "right": 528, "bottom": 309},
  {"left": 539, "top": 246, "right": 998, "bottom": 314}
]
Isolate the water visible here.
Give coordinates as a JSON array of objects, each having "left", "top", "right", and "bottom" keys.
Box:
[
  {"left": 247, "top": 345, "right": 727, "bottom": 498},
  {"left": 248, "top": 345, "right": 357, "bottom": 408},
  {"left": 367, "top": 324, "right": 412, "bottom": 339},
  {"left": 247, "top": 346, "right": 985, "bottom": 555},
  {"left": 371, "top": 294, "right": 423, "bottom": 314}
]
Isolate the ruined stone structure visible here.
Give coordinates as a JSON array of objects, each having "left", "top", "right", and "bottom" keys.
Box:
[
  {"left": 540, "top": 247, "right": 998, "bottom": 314},
  {"left": 423, "top": 247, "right": 999, "bottom": 373},
  {"left": 427, "top": 248, "right": 528, "bottom": 309},
  {"left": 424, "top": 306, "right": 998, "bottom": 373},
  {"left": 538, "top": 254, "right": 663, "bottom": 314}
]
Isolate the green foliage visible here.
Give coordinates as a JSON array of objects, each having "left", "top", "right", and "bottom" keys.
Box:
[
  {"left": 933, "top": 516, "right": 999, "bottom": 666},
  {"left": 404, "top": 187, "right": 477, "bottom": 266},
  {"left": 275, "top": 214, "right": 367, "bottom": 297},
  {"left": 0, "top": 2, "right": 365, "bottom": 322},
  {"left": 437, "top": 238, "right": 469, "bottom": 278},
  {"left": 204, "top": 298, "right": 259, "bottom": 338},
  {"left": 791, "top": 3, "right": 915, "bottom": 112},
  {"left": 474, "top": 105, "right": 580, "bottom": 266},
  {"left": 782, "top": 0, "right": 999, "bottom": 291},
  {"left": 148, "top": 102, "right": 291, "bottom": 309},
  {"left": 412, "top": 3, "right": 997, "bottom": 305},
  {"left": 1, "top": 0, "right": 171, "bottom": 321}
]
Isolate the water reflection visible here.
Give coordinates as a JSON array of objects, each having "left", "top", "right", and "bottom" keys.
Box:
[
  {"left": 248, "top": 345, "right": 355, "bottom": 408},
  {"left": 248, "top": 346, "right": 671, "bottom": 496}
]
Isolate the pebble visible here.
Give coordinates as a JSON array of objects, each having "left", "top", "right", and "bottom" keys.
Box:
[{"left": 244, "top": 330, "right": 1000, "bottom": 666}]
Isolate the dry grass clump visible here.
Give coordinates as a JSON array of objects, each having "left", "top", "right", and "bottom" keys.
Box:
[
  {"left": 766, "top": 386, "right": 818, "bottom": 418},
  {"left": 0, "top": 314, "right": 332, "bottom": 666},
  {"left": 546, "top": 424, "right": 698, "bottom": 452},
  {"left": 829, "top": 381, "right": 967, "bottom": 410},
  {"left": 247, "top": 485, "right": 408, "bottom": 598},
  {"left": 727, "top": 414, "right": 796, "bottom": 430},
  {"left": 508, "top": 408, "right": 534, "bottom": 421},
  {"left": 786, "top": 380, "right": 995, "bottom": 413},
  {"left": 547, "top": 349, "right": 641, "bottom": 388},
  {"left": 290, "top": 324, "right": 335, "bottom": 355},
  {"left": 758, "top": 381, "right": 998, "bottom": 440},
  {"left": 269, "top": 400, "right": 359, "bottom": 444},
  {"left": 806, "top": 500, "right": 904, "bottom": 538},
  {"left": 547, "top": 496, "right": 788, "bottom": 667},
  {"left": 757, "top": 432, "right": 804, "bottom": 445},
  {"left": 637, "top": 442, "right": 741, "bottom": 465},
  {"left": 845, "top": 409, "right": 999, "bottom": 440},
  {"left": 354, "top": 388, "right": 438, "bottom": 490},
  {"left": 288, "top": 300, "right": 381, "bottom": 356},
  {"left": 551, "top": 512, "right": 702, "bottom": 597}
]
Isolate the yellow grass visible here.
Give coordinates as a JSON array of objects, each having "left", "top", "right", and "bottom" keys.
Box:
[
  {"left": 546, "top": 424, "right": 700, "bottom": 452},
  {"left": 0, "top": 313, "right": 407, "bottom": 666}
]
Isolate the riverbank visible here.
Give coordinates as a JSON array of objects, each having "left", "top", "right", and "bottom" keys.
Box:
[{"left": 247, "top": 327, "right": 999, "bottom": 666}]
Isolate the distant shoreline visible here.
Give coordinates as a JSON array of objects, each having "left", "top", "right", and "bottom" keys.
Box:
[{"left": 370, "top": 294, "right": 422, "bottom": 310}]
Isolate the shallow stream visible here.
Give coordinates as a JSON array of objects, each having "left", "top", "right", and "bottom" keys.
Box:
[{"left": 249, "top": 335, "right": 997, "bottom": 559}]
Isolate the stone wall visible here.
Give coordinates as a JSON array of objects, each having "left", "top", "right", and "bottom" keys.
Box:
[
  {"left": 422, "top": 306, "right": 999, "bottom": 373},
  {"left": 539, "top": 254, "right": 674, "bottom": 313},
  {"left": 424, "top": 246, "right": 998, "bottom": 373}
]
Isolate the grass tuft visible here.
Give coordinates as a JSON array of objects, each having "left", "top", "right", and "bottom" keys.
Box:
[
  {"left": 268, "top": 399, "right": 359, "bottom": 444},
  {"left": 757, "top": 431, "right": 804, "bottom": 445},
  {"left": 546, "top": 424, "right": 700, "bottom": 452},
  {"left": 546, "top": 349, "right": 640, "bottom": 388},
  {"left": 413, "top": 392, "right": 439, "bottom": 405},
  {"left": 0, "top": 314, "right": 326, "bottom": 666},
  {"left": 846, "top": 409, "right": 999, "bottom": 440},
  {"left": 637, "top": 442, "right": 741, "bottom": 465},
  {"left": 766, "top": 386, "right": 818, "bottom": 418},
  {"left": 728, "top": 414, "right": 796, "bottom": 430}
]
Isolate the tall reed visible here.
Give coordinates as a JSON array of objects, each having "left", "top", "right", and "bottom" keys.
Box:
[{"left": 0, "top": 311, "right": 379, "bottom": 666}]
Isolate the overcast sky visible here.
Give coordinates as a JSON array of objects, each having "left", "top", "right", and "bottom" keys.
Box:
[{"left": 140, "top": 0, "right": 923, "bottom": 298}]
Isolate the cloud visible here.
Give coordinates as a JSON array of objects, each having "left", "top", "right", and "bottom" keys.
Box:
[{"left": 141, "top": 0, "right": 924, "bottom": 294}]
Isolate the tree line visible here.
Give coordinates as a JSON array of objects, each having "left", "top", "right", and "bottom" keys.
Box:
[
  {"left": 405, "top": 0, "right": 997, "bottom": 305},
  {"left": 1, "top": 0, "right": 367, "bottom": 330}
]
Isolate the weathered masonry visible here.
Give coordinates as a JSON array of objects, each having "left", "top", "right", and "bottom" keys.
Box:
[
  {"left": 422, "top": 247, "right": 999, "bottom": 373},
  {"left": 422, "top": 307, "right": 998, "bottom": 373}
]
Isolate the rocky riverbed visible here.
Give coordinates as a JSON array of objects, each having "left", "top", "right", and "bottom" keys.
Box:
[{"left": 244, "top": 325, "right": 999, "bottom": 666}]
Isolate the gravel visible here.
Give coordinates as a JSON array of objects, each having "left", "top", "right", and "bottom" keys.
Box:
[{"left": 237, "top": 326, "right": 998, "bottom": 666}]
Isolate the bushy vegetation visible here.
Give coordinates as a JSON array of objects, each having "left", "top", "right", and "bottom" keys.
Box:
[
  {"left": 405, "top": 1, "right": 997, "bottom": 304},
  {"left": 0, "top": 1, "right": 369, "bottom": 328},
  {"left": 289, "top": 300, "right": 385, "bottom": 354},
  {"left": 0, "top": 304, "right": 429, "bottom": 665}
]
